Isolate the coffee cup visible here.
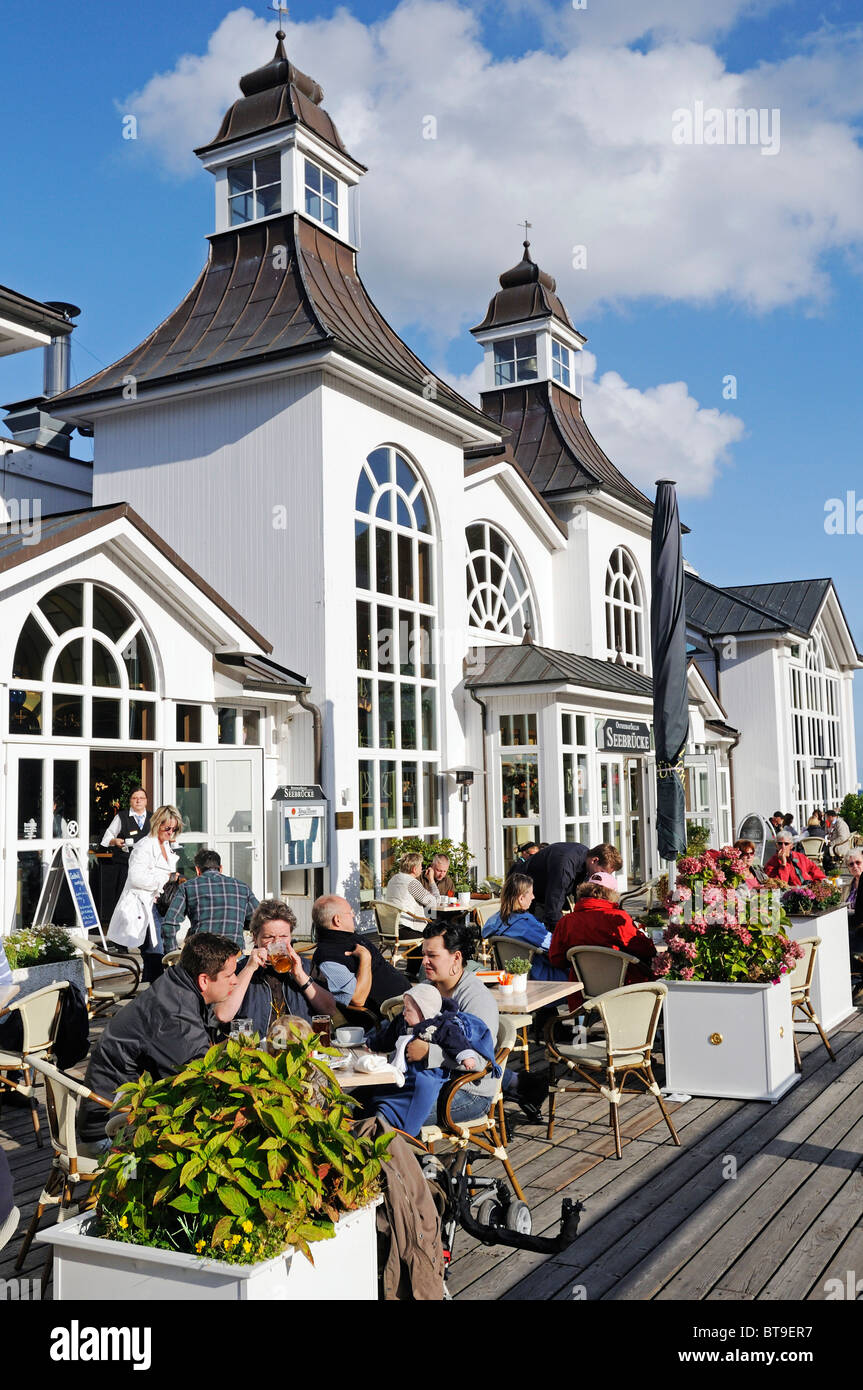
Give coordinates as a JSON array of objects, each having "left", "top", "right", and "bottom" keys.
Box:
[{"left": 335, "top": 1026, "right": 365, "bottom": 1047}]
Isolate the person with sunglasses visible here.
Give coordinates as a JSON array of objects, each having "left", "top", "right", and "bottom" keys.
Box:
[
  {"left": 733, "top": 839, "right": 766, "bottom": 887},
  {"left": 108, "top": 803, "right": 182, "bottom": 982}
]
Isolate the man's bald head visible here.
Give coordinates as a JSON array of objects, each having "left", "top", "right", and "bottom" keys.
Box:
[{"left": 311, "top": 894, "right": 356, "bottom": 935}]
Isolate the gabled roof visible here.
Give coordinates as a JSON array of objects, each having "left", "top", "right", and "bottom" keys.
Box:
[
  {"left": 724, "top": 580, "right": 831, "bottom": 634},
  {"left": 465, "top": 642, "right": 653, "bottom": 697},
  {"left": 478, "top": 380, "right": 653, "bottom": 515},
  {"left": 463, "top": 443, "right": 567, "bottom": 539},
  {"left": 48, "top": 216, "right": 493, "bottom": 435},
  {"left": 0, "top": 503, "right": 274, "bottom": 653},
  {"left": 684, "top": 573, "right": 806, "bottom": 638}
]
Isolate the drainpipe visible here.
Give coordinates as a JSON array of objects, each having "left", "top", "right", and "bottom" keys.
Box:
[
  {"left": 296, "top": 687, "right": 324, "bottom": 899},
  {"left": 708, "top": 637, "right": 742, "bottom": 836},
  {"left": 469, "top": 687, "right": 491, "bottom": 879}
]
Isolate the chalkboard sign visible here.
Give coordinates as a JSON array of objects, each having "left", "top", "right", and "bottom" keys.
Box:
[{"left": 32, "top": 845, "right": 106, "bottom": 946}]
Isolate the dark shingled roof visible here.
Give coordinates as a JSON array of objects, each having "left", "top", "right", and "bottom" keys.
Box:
[
  {"left": 685, "top": 573, "right": 809, "bottom": 637},
  {"left": 724, "top": 580, "right": 831, "bottom": 634},
  {"left": 48, "top": 215, "right": 493, "bottom": 434},
  {"left": 465, "top": 643, "right": 654, "bottom": 697},
  {"left": 478, "top": 380, "right": 653, "bottom": 515},
  {"left": 472, "top": 242, "right": 576, "bottom": 335},
  {"left": 194, "top": 32, "right": 357, "bottom": 165}
]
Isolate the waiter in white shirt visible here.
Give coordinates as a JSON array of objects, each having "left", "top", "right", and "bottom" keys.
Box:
[{"left": 100, "top": 787, "right": 151, "bottom": 923}]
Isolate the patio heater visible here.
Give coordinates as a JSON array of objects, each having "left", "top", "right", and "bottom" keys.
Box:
[{"left": 442, "top": 766, "right": 486, "bottom": 866}]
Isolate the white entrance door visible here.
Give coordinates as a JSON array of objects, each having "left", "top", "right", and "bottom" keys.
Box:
[
  {"left": 685, "top": 755, "right": 718, "bottom": 845},
  {"left": 5, "top": 746, "right": 90, "bottom": 932},
  {"left": 598, "top": 757, "right": 627, "bottom": 879},
  {"left": 161, "top": 749, "right": 265, "bottom": 897}
]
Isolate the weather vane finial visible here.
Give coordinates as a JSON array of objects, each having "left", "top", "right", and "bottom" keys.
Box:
[
  {"left": 269, "top": 1, "right": 289, "bottom": 35},
  {"left": 520, "top": 219, "right": 532, "bottom": 246}
]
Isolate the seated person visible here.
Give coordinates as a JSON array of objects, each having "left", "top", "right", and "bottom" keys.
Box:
[
  {"left": 0, "top": 1149, "right": 17, "bottom": 1254},
  {"left": 215, "top": 899, "right": 339, "bottom": 1040},
  {"left": 549, "top": 873, "right": 657, "bottom": 1007},
  {"left": 734, "top": 838, "right": 766, "bottom": 888},
  {"left": 385, "top": 852, "right": 441, "bottom": 936},
  {"left": 804, "top": 813, "right": 826, "bottom": 840},
  {"left": 765, "top": 831, "right": 827, "bottom": 885},
  {"left": 481, "top": 873, "right": 567, "bottom": 982},
  {"left": 846, "top": 850, "right": 863, "bottom": 964},
  {"left": 360, "top": 982, "right": 497, "bottom": 1136},
  {"left": 311, "top": 894, "right": 409, "bottom": 1017},
  {"left": 426, "top": 853, "right": 455, "bottom": 899},
  {"left": 78, "top": 932, "right": 245, "bottom": 1149}
]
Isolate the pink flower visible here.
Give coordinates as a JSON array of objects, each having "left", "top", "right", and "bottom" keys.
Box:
[
  {"left": 679, "top": 967, "right": 695, "bottom": 981},
  {"left": 703, "top": 886, "right": 723, "bottom": 906},
  {"left": 682, "top": 941, "right": 698, "bottom": 961},
  {"left": 691, "top": 920, "right": 707, "bottom": 935},
  {"left": 652, "top": 954, "right": 671, "bottom": 978},
  {"left": 666, "top": 935, "right": 687, "bottom": 954},
  {"left": 674, "top": 886, "right": 692, "bottom": 902}
]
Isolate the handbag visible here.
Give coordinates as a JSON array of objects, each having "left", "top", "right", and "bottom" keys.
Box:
[{"left": 155, "top": 875, "right": 185, "bottom": 919}]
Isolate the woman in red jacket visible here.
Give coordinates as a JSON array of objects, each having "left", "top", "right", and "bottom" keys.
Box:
[{"left": 549, "top": 873, "right": 656, "bottom": 1006}]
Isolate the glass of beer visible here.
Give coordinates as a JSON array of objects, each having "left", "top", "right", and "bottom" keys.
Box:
[
  {"left": 267, "top": 940, "right": 293, "bottom": 974},
  {"left": 311, "top": 1015, "right": 332, "bottom": 1046}
]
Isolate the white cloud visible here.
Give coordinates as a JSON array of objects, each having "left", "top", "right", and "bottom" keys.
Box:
[{"left": 445, "top": 352, "right": 744, "bottom": 498}]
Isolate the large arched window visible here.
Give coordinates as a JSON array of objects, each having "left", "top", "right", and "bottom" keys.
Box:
[
  {"left": 605, "top": 547, "right": 645, "bottom": 671},
  {"left": 355, "top": 448, "right": 440, "bottom": 899},
  {"left": 10, "top": 581, "right": 158, "bottom": 741},
  {"left": 465, "top": 523, "right": 535, "bottom": 640}
]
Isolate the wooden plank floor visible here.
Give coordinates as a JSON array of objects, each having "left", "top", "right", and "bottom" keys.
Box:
[{"left": 3, "top": 999, "right": 861, "bottom": 1301}]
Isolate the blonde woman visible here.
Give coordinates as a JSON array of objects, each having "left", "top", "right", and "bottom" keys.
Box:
[
  {"left": 385, "top": 851, "right": 440, "bottom": 936},
  {"left": 108, "top": 804, "right": 182, "bottom": 981}
]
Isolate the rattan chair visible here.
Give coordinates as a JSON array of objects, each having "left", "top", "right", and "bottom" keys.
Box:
[
  {"left": 420, "top": 1015, "right": 526, "bottom": 1200},
  {"left": 798, "top": 836, "right": 827, "bottom": 862},
  {"left": 69, "top": 934, "right": 141, "bottom": 1018},
  {"left": 161, "top": 949, "right": 181, "bottom": 969},
  {"left": 14, "top": 1054, "right": 113, "bottom": 1281},
  {"left": 0, "top": 982, "right": 70, "bottom": 1148},
  {"left": 372, "top": 900, "right": 427, "bottom": 968},
  {"left": 487, "top": 936, "right": 538, "bottom": 1072},
  {"left": 471, "top": 900, "right": 501, "bottom": 965},
  {"left": 788, "top": 937, "right": 836, "bottom": 1069},
  {"left": 545, "top": 982, "right": 680, "bottom": 1157},
  {"left": 566, "top": 944, "right": 640, "bottom": 1005}
]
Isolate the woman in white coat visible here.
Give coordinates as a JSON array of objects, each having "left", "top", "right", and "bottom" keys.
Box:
[{"left": 107, "top": 804, "right": 181, "bottom": 982}]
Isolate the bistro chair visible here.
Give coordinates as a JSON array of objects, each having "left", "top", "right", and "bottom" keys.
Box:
[
  {"left": 487, "top": 936, "right": 538, "bottom": 1073},
  {"left": 161, "top": 949, "right": 181, "bottom": 969},
  {"left": 470, "top": 899, "right": 501, "bottom": 966},
  {"left": 619, "top": 879, "right": 660, "bottom": 915},
  {"left": 788, "top": 937, "right": 836, "bottom": 1070},
  {"left": 566, "top": 945, "right": 639, "bottom": 1005},
  {"left": 69, "top": 934, "right": 141, "bottom": 1018},
  {"left": 372, "top": 900, "right": 427, "bottom": 969},
  {"left": 14, "top": 1054, "right": 113, "bottom": 1283},
  {"left": 545, "top": 982, "right": 680, "bottom": 1158},
  {"left": 0, "top": 982, "right": 69, "bottom": 1149},
  {"left": 420, "top": 1016, "right": 526, "bottom": 1201},
  {"left": 798, "top": 836, "right": 827, "bottom": 862}
]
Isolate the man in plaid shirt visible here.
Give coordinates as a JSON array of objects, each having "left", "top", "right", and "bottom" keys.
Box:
[{"left": 162, "top": 849, "right": 258, "bottom": 949}]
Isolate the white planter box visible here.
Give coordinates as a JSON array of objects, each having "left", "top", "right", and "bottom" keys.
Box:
[
  {"left": 11, "top": 956, "right": 85, "bottom": 1001},
  {"left": 662, "top": 978, "right": 798, "bottom": 1103},
  {"left": 787, "top": 906, "right": 855, "bottom": 1034},
  {"left": 40, "top": 1201, "right": 381, "bottom": 1301}
]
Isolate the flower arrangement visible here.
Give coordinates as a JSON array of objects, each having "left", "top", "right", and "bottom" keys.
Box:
[
  {"left": 781, "top": 880, "right": 844, "bottom": 917},
  {"left": 651, "top": 846, "right": 804, "bottom": 985},
  {"left": 4, "top": 924, "right": 77, "bottom": 970},
  {"left": 91, "top": 1031, "right": 391, "bottom": 1266}
]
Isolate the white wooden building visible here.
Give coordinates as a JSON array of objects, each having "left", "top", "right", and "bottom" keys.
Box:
[{"left": 1, "top": 31, "right": 857, "bottom": 930}]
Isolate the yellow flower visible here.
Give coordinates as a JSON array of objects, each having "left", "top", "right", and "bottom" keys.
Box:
[
  {"left": 243, "top": 1239, "right": 252, "bottom": 1254},
  {"left": 195, "top": 1240, "right": 206, "bottom": 1253},
  {"left": 118, "top": 1215, "right": 128, "bottom": 1230},
  {"left": 241, "top": 1220, "right": 253, "bottom": 1234}
]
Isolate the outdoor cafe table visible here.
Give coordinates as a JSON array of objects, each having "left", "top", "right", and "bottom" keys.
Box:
[
  {"left": 319, "top": 1048, "right": 401, "bottom": 1089},
  {"left": 482, "top": 979, "right": 580, "bottom": 1013}
]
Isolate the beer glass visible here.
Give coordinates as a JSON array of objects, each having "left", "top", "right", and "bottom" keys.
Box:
[
  {"left": 311, "top": 1015, "right": 332, "bottom": 1046},
  {"left": 267, "top": 940, "right": 293, "bottom": 974}
]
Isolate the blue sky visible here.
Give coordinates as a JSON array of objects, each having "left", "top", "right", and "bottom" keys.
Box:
[{"left": 3, "top": 0, "right": 863, "bottom": 780}]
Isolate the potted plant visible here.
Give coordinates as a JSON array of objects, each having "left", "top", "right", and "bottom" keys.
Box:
[
  {"left": 41, "top": 1029, "right": 391, "bottom": 1300},
  {"left": 454, "top": 877, "right": 473, "bottom": 910},
  {"left": 386, "top": 836, "right": 475, "bottom": 893},
  {"left": 781, "top": 879, "right": 854, "bottom": 1034},
  {"left": 4, "top": 924, "right": 86, "bottom": 1001},
  {"left": 508, "top": 957, "right": 531, "bottom": 993},
  {"left": 650, "top": 846, "right": 804, "bottom": 1102}
]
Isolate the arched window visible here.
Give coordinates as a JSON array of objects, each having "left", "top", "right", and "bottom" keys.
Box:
[
  {"left": 355, "top": 448, "right": 440, "bottom": 899},
  {"left": 605, "top": 547, "right": 645, "bottom": 671},
  {"left": 465, "top": 523, "right": 535, "bottom": 640},
  {"left": 10, "top": 581, "right": 158, "bottom": 740}
]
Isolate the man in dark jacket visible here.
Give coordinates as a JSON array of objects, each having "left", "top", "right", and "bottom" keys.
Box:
[
  {"left": 312, "top": 895, "right": 409, "bottom": 1017},
  {"left": 526, "top": 842, "right": 623, "bottom": 928},
  {"left": 77, "top": 933, "right": 241, "bottom": 1146}
]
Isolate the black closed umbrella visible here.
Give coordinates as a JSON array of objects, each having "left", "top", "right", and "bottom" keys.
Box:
[{"left": 651, "top": 480, "right": 689, "bottom": 864}]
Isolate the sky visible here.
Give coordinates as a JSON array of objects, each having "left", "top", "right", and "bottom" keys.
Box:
[{"left": 2, "top": 0, "right": 863, "bottom": 778}]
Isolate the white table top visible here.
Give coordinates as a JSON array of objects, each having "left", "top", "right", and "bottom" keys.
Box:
[
  {"left": 480, "top": 978, "right": 579, "bottom": 1013},
  {"left": 315, "top": 1048, "right": 401, "bottom": 1089}
]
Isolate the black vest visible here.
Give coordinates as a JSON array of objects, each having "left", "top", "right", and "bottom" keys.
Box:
[
  {"left": 110, "top": 808, "right": 151, "bottom": 861},
  {"left": 312, "top": 927, "right": 409, "bottom": 1012}
]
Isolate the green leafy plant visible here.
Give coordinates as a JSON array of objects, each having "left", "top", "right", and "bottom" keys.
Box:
[
  {"left": 839, "top": 793, "right": 863, "bottom": 835},
  {"left": 386, "top": 836, "right": 474, "bottom": 886},
  {"left": 91, "top": 1031, "right": 391, "bottom": 1265},
  {"left": 4, "top": 925, "right": 76, "bottom": 970},
  {"left": 684, "top": 822, "right": 711, "bottom": 856},
  {"left": 507, "top": 957, "right": 531, "bottom": 975}
]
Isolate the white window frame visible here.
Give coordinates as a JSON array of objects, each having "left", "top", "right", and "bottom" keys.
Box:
[
  {"left": 552, "top": 338, "right": 571, "bottom": 388},
  {"left": 493, "top": 334, "right": 539, "bottom": 387},
  {"left": 303, "top": 156, "right": 340, "bottom": 234},
  {"left": 605, "top": 547, "right": 646, "bottom": 672},
  {"left": 465, "top": 522, "right": 535, "bottom": 641},
  {"left": 227, "top": 153, "right": 282, "bottom": 226}
]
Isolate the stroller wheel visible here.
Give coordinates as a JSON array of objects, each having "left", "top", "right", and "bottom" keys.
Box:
[
  {"left": 505, "top": 1200, "right": 532, "bottom": 1235},
  {"left": 474, "top": 1196, "right": 505, "bottom": 1233}
]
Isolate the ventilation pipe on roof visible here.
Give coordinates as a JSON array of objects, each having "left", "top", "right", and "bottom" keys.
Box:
[
  {"left": 43, "top": 302, "right": 80, "bottom": 397},
  {"left": 3, "top": 302, "right": 81, "bottom": 458}
]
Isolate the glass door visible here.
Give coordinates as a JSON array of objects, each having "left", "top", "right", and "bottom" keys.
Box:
[
  {"left": 684, "top": 756, "right": 717, "bottom": 845},
  {"left": 625, "top": 758, "right": 647, "bottom": 886},
  {"left": 162, "top": 749, "right": 265, "bottom": 896},
  {"left": 5, "top": 746, "right": 90, "bottom": 931},
  {"left": 598, "top": 758, "right": 626, "bottom": 878}
]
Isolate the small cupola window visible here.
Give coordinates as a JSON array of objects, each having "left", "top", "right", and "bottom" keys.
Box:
[
  {"left": 493, "top": 334, "right": 538, "bottom": 387},
  {"left": 228, "top": 153, "right": 282, "bottom": 225},
  {"left": 552, "top": 339, "right": 571, "bottom": 388},
  {"left": 304, "top": 158, "right": 340, "bottom": 232}
]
